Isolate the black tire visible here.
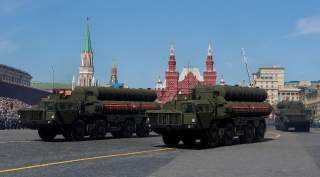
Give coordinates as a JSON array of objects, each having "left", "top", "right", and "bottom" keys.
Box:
[
  {"left": 255, "top": 122, "right": 266, "bottom": 141},
  {"left": 136, "top": 124, "right": 150, "bottom": 137},
  {"left": 305, "top": 125, "right": 310, "bottom": 132},
  {"left": 200, "top": 124, "right": 219, "bottom": 148},
  {"left": 240, "top": 124, "right": 254, "bottom": 144},
  {"left": 182, "top": 136, "right": 196, "bottom": 147},
  {"left": 162, "top": 134, "right": 180, "bottom": 147},
  {"left": 222, "top": 123, "right": 234, "bottom": 146},
  {"left": 111, "top": 131, "right": 123, "bottom": 138},
  {"left": 282, "top": 123, "right": 288, "bottom": 131},
  {"left": 90, "top": 120, "right": 107, "bottom": 139},
  {"left": 122, "top": 120, "right": 135, "bottom": 138},
  {"left": 62, "top": 126, "right": 72, "bottom": 141},
  {"left": 38, "top": 127, "right": 57, "bottom": 141},
  {"left": 72, "top": 120, "right": 85, "bottom": 141}
]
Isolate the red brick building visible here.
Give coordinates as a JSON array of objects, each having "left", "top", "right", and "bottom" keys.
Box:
[{"left": 156, "top": 43, "right": 217, "bottom": 103}]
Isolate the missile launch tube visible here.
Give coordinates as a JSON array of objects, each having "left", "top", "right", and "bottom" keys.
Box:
[
  {"left": 194, "top": 85, "right": 268, "bottom": 102},
  {"left": 73, "top": 87, "right": 157, "bottom": 102}
]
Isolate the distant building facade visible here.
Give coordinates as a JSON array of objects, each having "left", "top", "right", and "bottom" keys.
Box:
[
  {"left": 156, "top": 43, "right": 217, "bottom": 103},
  {"left": 0, "top": 64, "right": 32, "bottom": 87},
  {"left": 252, "top": 66, "right": 285, "bottom": 105},
  {"left": 304, "top": 85, "right": 320, "bottom": 119},
  {"left": 278, "top": 87, "right": 301, "bottom": 102},
  {"left": 77, "top": 18, "right": 96, "bottom": 87}
]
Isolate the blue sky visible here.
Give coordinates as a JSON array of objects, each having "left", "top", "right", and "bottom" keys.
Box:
[{"left": 0, "top": 0, "right": 320, "bottom": 88}]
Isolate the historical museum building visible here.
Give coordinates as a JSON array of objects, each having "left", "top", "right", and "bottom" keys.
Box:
[{"left": 156, "top": 43, "right": 217, "bottom": 103}]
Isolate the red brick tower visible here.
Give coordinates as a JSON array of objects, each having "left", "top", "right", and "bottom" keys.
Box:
[
  {"left": 203, "top": 42, "right": 217, "bottom": 86},
  {"left": 165, "top": 45, "right": 179, "bottom": 100}
]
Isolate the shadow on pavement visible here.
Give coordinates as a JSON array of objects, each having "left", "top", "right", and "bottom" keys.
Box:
[
  {"left": 34, "top": 134, "right": 161, "bottom": 143},
  {"left": 153, "top": 137, "right": 275, "bottom": 150}
]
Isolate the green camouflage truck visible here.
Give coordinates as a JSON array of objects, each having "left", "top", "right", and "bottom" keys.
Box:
[
  {"left": 146, "top": 85, "right": 272, "bottom": 147},
  {"left": 275, "top": 101, "right": 311, "bottom": 132},
  {"left": 18, "top": 87, "right": 159, "bottom": 141}
]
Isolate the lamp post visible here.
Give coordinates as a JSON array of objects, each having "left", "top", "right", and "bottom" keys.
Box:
[{"left": 51, "top": 66, "right": 55, "bottom": 91}]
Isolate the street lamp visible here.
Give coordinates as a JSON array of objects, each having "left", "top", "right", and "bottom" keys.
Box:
[{"left": 51, "top": 66, "right": 55, "bottom": 90}]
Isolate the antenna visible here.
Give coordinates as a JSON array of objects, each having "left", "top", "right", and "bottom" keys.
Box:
[{"left": 241, "top": 48, "right": 252, "bottom": 87}]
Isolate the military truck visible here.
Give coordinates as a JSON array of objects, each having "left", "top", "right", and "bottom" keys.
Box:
[
  {"left": 275, "top": 101, "right": 311, "bottom": 132},
  {"left": 146, "top": 85, "right": 272, "bottom": 147},
  {"left": 18, "top": 87, "right": 159, "bottom": 141}
]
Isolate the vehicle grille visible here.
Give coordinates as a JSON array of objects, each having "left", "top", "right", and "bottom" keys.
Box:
[
  {"left": 148, "top": 113, "right": 182, "bottom": 125},
  {"left": 22, "top": 110, "right": 43, "bottom": 121}
]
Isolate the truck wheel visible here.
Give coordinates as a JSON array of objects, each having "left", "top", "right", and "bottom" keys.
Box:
[
  {"left": 182, "top": 136, "right": 196, "bottom": 147},
  {"left": 255, "top": 122, "right": 266, "bottom": 141},
  {"left": 222, "top": 123, "right": 234, "bottom": 146},
  {"left": 303, "top": 125, "right": 310, "bottom": 132},
  {"left": 240, "top": 124, "right": 254, "bottom": 144},
  {"left": 90, "top": 120, "right": 107, "bottom": 139},
  {"left": 122, "top": 120, "right": 134, "bottom": 138},
  {"left": 162, "top": 134, "right": 180, "bottom": 147},
  {"left": 72, "top": 120, "right": 85, "bottom": 141},
  {"left": 62, "top": 127, "right": 72, "bottom": 141},
  {"left": 282, "top": 123, "right": 288, "bottom": 131},
  {"left": 111, "top": 131, "right": 123, "bottom": 138},
  {"left": 38, "top": 127, "right": 57, "bottom": 141},
  {"left": 136, "top": 124, "right": 150, "bottom": 137},
  {"left": 200, "top": 124, "right": 219, "bottom": 148}
]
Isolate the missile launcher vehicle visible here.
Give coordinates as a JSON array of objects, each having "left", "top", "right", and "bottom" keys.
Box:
[
  {"left": 146, "top": 85, "right": 272, "bottom": 147},
  {"left": 275, "top": 101, "right": 311, "bottom": 132},
  {"left": 18, "top": 87, "right": 159, "bottom": 141}
]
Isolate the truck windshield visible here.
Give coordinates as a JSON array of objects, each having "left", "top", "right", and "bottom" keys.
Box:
[
  {"left": 182, "top": 103, "right": 194, "bottom": 113},
  {"left": 45, "top": 102, "right": 55, "bottom": 110}
]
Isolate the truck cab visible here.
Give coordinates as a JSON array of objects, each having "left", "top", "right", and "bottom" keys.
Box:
[{"left": 275, "top": 101, "right": 311, "bottom": 132}]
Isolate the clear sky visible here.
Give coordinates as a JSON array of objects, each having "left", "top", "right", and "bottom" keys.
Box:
[{"left": 0, "top": 0, "right": 320, "bottom": 88}]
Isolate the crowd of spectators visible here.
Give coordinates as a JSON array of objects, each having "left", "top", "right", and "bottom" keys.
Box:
[{"left": 0, "top": 97, "right": 31, "bottom": 129}]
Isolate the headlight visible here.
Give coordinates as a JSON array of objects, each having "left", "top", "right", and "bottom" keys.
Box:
[
  {"left": 146, "top": 118, "right": 150, "bottom": 123},
  {"left": 191, "top": 118, "right": 196, "bottom": 123},
  {"left": 18, "top": 114, "right": 21, "bottom": 118},
  {"left": 51, "top": 115, "right": 55, "bottom": 119}
]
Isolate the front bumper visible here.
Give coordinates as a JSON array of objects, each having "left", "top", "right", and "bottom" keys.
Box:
[{"left": 151, "top": 123, "right": 200, "bottom": 134}]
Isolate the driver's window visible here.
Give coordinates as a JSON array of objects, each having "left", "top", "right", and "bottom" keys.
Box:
[{"left": 183, "top": 104, "right": 194, "bottom": 113}]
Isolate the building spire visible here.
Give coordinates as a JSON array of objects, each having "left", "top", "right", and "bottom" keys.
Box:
[
  {"left": 206, "top": 40, "right": 214, "bottom": 72},
  {"left": 168, "top": 44, "right": 176, "bottom": 72},
  {"left": 82, "top": 17, "right": 92, "bottom": 53},
  {"left": 220, "top": 74, "right": 225, "bottom": 85},
  {"left": 208, "top": 41, "right": 212, "bottom": 56},
  {"left": 110, "top": 61, "right": 118, "bottom": 84},
  {"left": 169, "top": 44, "right": 175, "bottom": 56}
]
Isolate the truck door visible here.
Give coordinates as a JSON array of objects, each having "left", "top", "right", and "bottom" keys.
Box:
[
  {"left": 196, "top": 104, "right": 212, "bottom": 129},
  {"left": 182, "top": 103, "right": 196, "bottom": 125}
]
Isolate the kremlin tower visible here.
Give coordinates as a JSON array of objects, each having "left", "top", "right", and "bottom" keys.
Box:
[
  {"left": 106, "top": 62, "right": 127, "bottom": 88},
  {"left": 110, "top": 63, "right": 118, "bottom": 84},
  {"left": 78, "top": 18, "right": 96, "bottom": 87},
  {"left": 164, "top": 45, "right": 180, "bottom": 100},
  {"left": 156, "top": 42, "right": 217, "bottom": 103},
  {"left": 203, "top": 42, "right": 217, "bottom": 86}
]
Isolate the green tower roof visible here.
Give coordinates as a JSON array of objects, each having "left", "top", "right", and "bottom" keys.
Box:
[{"left": 82, "top": 18, "right": 92, "bottom": 53}]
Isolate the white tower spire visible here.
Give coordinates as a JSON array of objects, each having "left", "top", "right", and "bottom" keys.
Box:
[
  {"left": 208, "top": 41, "right": 212, "bottom": 56},
  {"left": 169, "top": 44, "right": 175, "bottom": 56}
]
